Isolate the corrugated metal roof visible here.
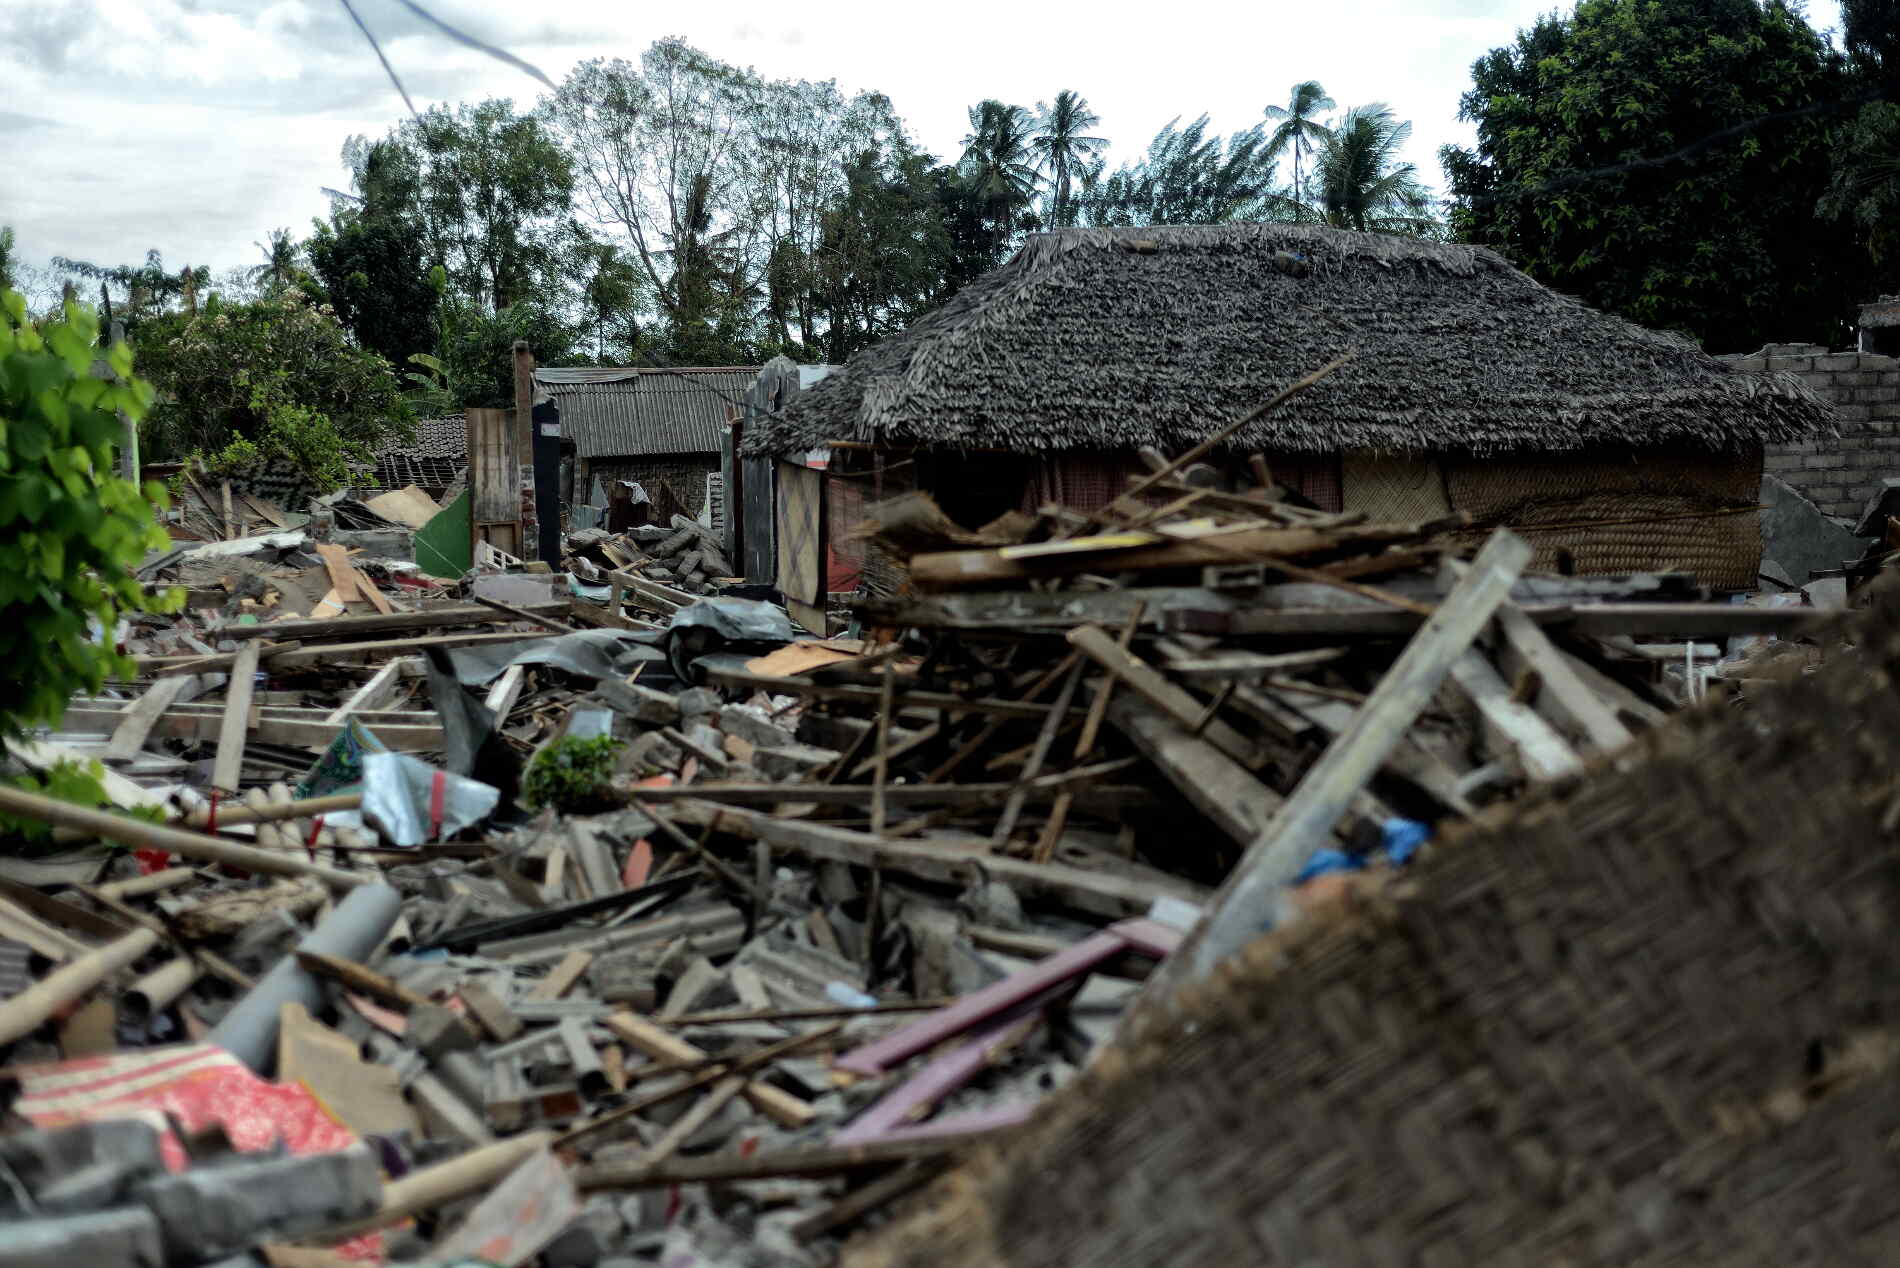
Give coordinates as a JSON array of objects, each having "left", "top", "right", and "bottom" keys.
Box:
[{"left": 536, "top": 368, "right": 759, "bottom": 459}]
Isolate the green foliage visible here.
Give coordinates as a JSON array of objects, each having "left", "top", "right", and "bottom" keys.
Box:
[
  {"left": 134, "top": 290, "right": 411, "bottom": 485},
  {"left": 0, "top": 225, "right": 15, "bottom": 293},
  {"left": 1823, "top": 0, "right": 1900, "bottom": 287},
  {"left": 0, "top": 289, "right": 178, "bottom": 740},
  {"left": 1080, "top": 115, "right": 1285, "bottom": 227},
  {"left": 308, "top": 141, "right": 441, "bottom": 366},
  {"left": 1264, "top": 82, "right": 1337, "bottom": 222},
  {"left": 1441, "top": 0, "right": 1858, "bottom": 350},
  {"left": 522, "top": 735, "right": 625, "bottom": 812},
  {"left": 1031, "top": 92, "right": 1107, "bottom": 230},
  {"left": 1311, "top": 105, "right": 1439, "bottom": 235},
  {"left": 49, "top": 249, "right": 210, "bottom": 334}
]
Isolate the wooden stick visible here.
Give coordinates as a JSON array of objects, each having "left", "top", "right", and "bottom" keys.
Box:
[
  {"left": 1113, "top": 354, "right": 1353, "bottom": 515},
  {"left": 212, "top": 641, "right": 261, "bottom": 792},
  {"left": 95, "top": 867, "right": 198, "bottom": 900},
  {"left": 924, "top": 653, "right": 1080, "bottom": 785},
  {"left": 873, "top": 659, "right": 896, "bottom": 838},
  {"left": 471, "top": 593, "right": 578, "bottom": 634},
  {"left": 0, "top": 926, "right": 159, "bottom": 1045},
  {"left": 222, "top": 603, "right": 570, "bottom": 642},
  {"left": 557, "top": 1023, "right": 844, "bottom": 1149},
  {"left": 317, "top": 1133, "right": 556, "bottom": 1241},
  {"left": 295, "top": 949, "right": 435, "bottom": 1011},
  {"left": 74, "top": 885, "right": 255, "bottom": 991},
  {"left": 604, "top": 1012, "right": 817, "bottom": 1129},
  {"left": 1067, "top": 625, "right": 1261, "bottom": 771},
  {"left": 792, "top": 1162, "right": 943, "bottom": 1243},
  {"left": 992, "top": 660, "right": 1084, "bottom": 851},
  {"left": 576, "top": 1128, "right": 1010, "bottom": 1190},
  {"left": 0, "top": 786, "right": 371, "bottom": 890},
  {"left": 1034, "top": 606, "right": 1143, "bottom": 863},
  {"left": 322, "top": 659, "right": 408, "bottom": 726}
]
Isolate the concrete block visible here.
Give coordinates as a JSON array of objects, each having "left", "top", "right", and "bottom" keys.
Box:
[
  {"left": 675, "top": 687, "right": 722, "bottom": 720},
  {"left": 3, "top": 1208, "right": 166, "bottom": 1268},
  {"left": 1763, "top": 454, "right": 1804, "bottom": 472},
  {"left": 752, "top": 742, "right": 840, "bottom": 782},
  {"left": 717, "top": 703, "right": 795, "bottom": 749},
  {"left": 1729, "top": 356, "right": 1768, "bottom": 371},
  {"left": 1760, "top": 474, "right": 1872, "bottom": 584},
  {"left": 1804, "top": 453, "right": 1848, "bottom": 469},
  {"left": 594, "top": 679, "right": 681, "bottom": 727},
  {"left": 331, "top": 528, "right": 412, "bottom": 560},
  {"left": 1836, "top": 405, "right": 1873, "bottom": 423},
  {"left": 1858, "top": 386, "right": 1900, "bottom": 404},
  {"left": 1817, "top": 353, "right": 1864, "bottom": 371}
]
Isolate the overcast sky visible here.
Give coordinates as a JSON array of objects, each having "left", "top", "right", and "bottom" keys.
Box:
[{"left": 1, "top": 0, "right": 1845, "bottom": 278}]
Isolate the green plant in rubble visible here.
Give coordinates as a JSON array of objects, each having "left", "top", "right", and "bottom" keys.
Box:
[
  {"left": 0, "top": 288, "right": 180, "bottom": 741},
  {"left": 522, "top": 734, "right": 626, "bottom": 811}
]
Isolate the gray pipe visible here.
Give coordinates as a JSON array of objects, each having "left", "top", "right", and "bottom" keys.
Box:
[{"left": 210, "top": 883, "right": 403, "bottom": 1073}]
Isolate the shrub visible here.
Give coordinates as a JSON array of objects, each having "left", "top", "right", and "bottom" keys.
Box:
[
  {"left": 522, "top": 735, "right": 625, "bottom": 812},
  {"left": 0, "top": 289, "right": 178, "bottom": 739}
]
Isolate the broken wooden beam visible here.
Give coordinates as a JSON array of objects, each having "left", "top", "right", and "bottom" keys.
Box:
[
  {"left": 1145, "top": 528, "right": 1533, "bottom": 1001},
  {"left": 212, "top": 641, "right": 261, "bottom": 792},
  {"left": 221, "top": 602, "right": 571, "bottom": 642},
  {"left": 668, "top": 800, "right": 1208, "bottom": 919}
]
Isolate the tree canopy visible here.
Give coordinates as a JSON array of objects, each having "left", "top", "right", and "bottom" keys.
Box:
[{"left": 1441, "top": 0, "right": 1859, "bottom": 351}]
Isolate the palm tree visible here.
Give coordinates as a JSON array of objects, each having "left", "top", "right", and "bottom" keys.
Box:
[
  {"left": 1311, "top": 104, "right": 1436, "bottom": 235},
  {"left": 961, "top": 100, "right": 1042, "bottom": 220},
  {"left": 1263, "top": 81, "right": 1335, "bottom": 221},
  {"left": 250, "top": 228, "right": 300, "bottom": 296},
  {"left": 1032, "top": 91, "right": 1107, "bottom": 228}
]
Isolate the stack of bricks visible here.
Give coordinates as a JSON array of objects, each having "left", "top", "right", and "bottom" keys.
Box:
[{"left": 1729, "top": 342, "right": 1900, "bottom": 520}]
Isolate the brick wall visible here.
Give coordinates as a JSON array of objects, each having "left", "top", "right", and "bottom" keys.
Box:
[
  {"left": 575, "top": 453, "right": 719, "bottom": 521},
  {"left": 1729, "top": 343, "right": 1900, "bottom": 520}
]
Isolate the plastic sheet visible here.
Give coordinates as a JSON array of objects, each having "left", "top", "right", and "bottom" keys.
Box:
[
  {"left": 668, "top": 597, "right": 796, "bottom": 643},
  {"left": 446, "top": 629, "right": 668, "bottom": 687},
  {"left": 295, "top": 718, "right": 389, "bottom": 800},
  {"left": 360, "top": 752, "right": 500, "bottom": 847}
]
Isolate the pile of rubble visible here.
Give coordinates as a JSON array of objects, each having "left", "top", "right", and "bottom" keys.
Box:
[{"left": 0, "top": 441, "right": 1835, "bottom": 1264}]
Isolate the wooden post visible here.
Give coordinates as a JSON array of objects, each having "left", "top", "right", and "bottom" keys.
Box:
[
  {"left": 513, "top": 339, "right": 536, "bottom": 556},
  {"left": 466, "top": 406, "right": 521, "bottom": 558}
]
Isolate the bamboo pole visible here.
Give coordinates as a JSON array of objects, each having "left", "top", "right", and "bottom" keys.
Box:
[
  {"left": 124, "top": 955, "right": 203, "bottom": 1021},
  {"left": 0, "top": 786, "right": 369, "bottom": 891},
  {"left": 316, "top": 1132, "right": 557, "bottom": 1241},
  {"left": 0, "top": 926, "right": 160, "bottom": 1045},
  {"left": 183, "top": 792, "right": 362, "bottom": 828}
]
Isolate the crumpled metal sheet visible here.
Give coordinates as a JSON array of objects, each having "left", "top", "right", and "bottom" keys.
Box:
[
  {"left": 445, "top": 629, "right": 668, "bottom": 686},
  {"left": 360, "top": 752, "right": 500, "bottom": 847},
  {"left": 668, "top": 597, "right": 796, "bottom": 643}
]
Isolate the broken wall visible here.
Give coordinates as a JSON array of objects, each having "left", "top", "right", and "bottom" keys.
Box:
[
  {"left": 1732, "top": 343, "right": 1900, "bottom": 520},
  {"left": 575, "top": 454, "right": 719, "bottom": 523}
]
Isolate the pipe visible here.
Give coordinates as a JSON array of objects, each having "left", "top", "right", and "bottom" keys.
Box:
[
  {"left": 182, "top": 792, "right": 362, "bottom": 829},
  {"left": 95, "top": 867, "right": 197, "bottom": 900},
  {"left": 0, "top": 786, "right": 370, "bottom": 891},
  {"left": 0, "top": 927, "right": 161, "bottom": 1046},
  {"left": 123, "top": 956, "right": 203, "bottom": 1023},
  {"left": 209, "top": 883, "right": 403, "bottom": 1074},
  {"left": 316, "top": 1132, "right": 553, "bottom": 1241}
]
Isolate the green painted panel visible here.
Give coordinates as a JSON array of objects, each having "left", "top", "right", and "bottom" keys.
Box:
[{"left": 415, "top": 488, "right": 472, "bottom": 579}]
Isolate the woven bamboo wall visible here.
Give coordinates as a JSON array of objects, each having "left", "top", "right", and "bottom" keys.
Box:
[
  {"left": 848, "top": 578, "right": 1900, "bottom": 1267},
  {"left": 1442, "top": 447, "right": 1763, "bottom": 590}
]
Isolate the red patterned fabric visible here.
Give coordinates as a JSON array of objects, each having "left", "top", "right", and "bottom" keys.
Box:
[{"left": 1021, "top": 452, "right": 1149, "bottom": 514}]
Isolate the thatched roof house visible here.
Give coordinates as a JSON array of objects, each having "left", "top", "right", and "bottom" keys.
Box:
[{"left": 744, "top": 223, "right": 1834, "bottom": 589}]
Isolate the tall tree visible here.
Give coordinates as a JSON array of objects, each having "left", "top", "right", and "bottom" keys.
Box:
[
  {"left": 961, "top": 100, "right": 1043, "bottom": 256},
  {"left": 1032, "top": 91, "right": 1107, "bottom": 228},
  {"left": 0, "top": 226, "right": 14, "bottom": 293},
  {"left": 1441, "top": 0, "right": 1857, "bottom": 350},
  {"left": 249, "top": 228, "right": 301, "bottom": 296},
  {"left": 48, "top": 250, "right": 208, "bottom": 332},
  {"left": 1311, "top": 104, "right": 1437, "bottom": 234},
  {"left": 812, "top": 146, "right": 957, "bottom": 360},
  {"left": 547, "top": 42, "right": 766, "bottom": 362},
  {"left": 1821, "top": 0, "right": 1900, "bottom": 284},
  {"left": 307, "top": 139, "right": 439, "bottom": 366},
  {"left": 1080, "top": 116, "right": 1282, "bottom": 227},
  {"left": 1263, "top": 81, "right": 1335, "bottom": 221}
]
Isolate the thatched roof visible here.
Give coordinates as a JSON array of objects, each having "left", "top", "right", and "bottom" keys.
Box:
[{"left": 744, "top": 223, "right": 1832, "bottom": 457}]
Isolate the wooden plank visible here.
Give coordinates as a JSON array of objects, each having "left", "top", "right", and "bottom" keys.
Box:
[
  {"left": 910, "top": 521, "right": 1430, "bottom": 591},
  {"left": 1273, "top": 693, "right": 1473, "bottom": 815},
  {"left": 267, "top": 629, "right": 555, "bottom": 669},
  {"left": 483, "top": 664, "right": 527, "bottom": 718},
  {"left": 213, "top": 642, "right": 261, "bottom": 792},
  {"left": 351, "top": 567, "right": 395, "bottom": 616},
  {"left": 222, "top": 603, "right": 570, "bottom": 642},
  {"left": 322, "top": 658, "right": 409, "bottom": 726},
  {"left": 1068, "top": 624, "right": 1263, "bottom": 770},
  {"left": 668, "top": 800, "right": 1208, "bottom": 920},
  {"left": 1448, "top": 649, "right": 1585, "bottom": 782},
  {"left": 1159, "top": 647, "right": 1349, "bottom": 681},
  {"left": 314, "top": 544, "right": 361, "bottom": 603},
  {"left": 1105, "top": 693, "right": 1280, "bottom": 846},
  {"left": 220, "top": 480, "right": 235, "bottom": 540},
  {"left": 63, "top": 704, "right": 445, "bottom": 752},
  {"left": 1552, "top": 645, "right": 1670, "bottom": 729},
  {"left": 576, "top": 1125, "right": 1015, "bottom": 1191},
  {"left": 700, "top": 668, "right": 1052, "bottom": 720},
  {"left": 604, "top": 1012, "right": 817, "bottom": 1129},
  {"left": 608, "top": 570, "right": 691, "bottom": 612},
  {"left": 1146, "top": 528, "right": 1533, "bottom": 1001},
  {"left": 525, "top": 950, "right": 592, "bottom": 1001},
  {"left": 1492, "top": 603, "right": 1634, "bottom": 752},
  {"left": 991, "top": 661, "right": 1084, "bottom": 849},
  {"left": 102, "top": 675, "right": 193, "bottom": 761}
]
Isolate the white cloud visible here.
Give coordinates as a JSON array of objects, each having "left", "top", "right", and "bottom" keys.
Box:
[{"left": 0, "top": 0, "right": 1846, "bottom": 275}]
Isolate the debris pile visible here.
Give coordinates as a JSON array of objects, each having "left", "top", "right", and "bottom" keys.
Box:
[{"left": 0, "top": 437, "right": 1831, "bottom": 1263}]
